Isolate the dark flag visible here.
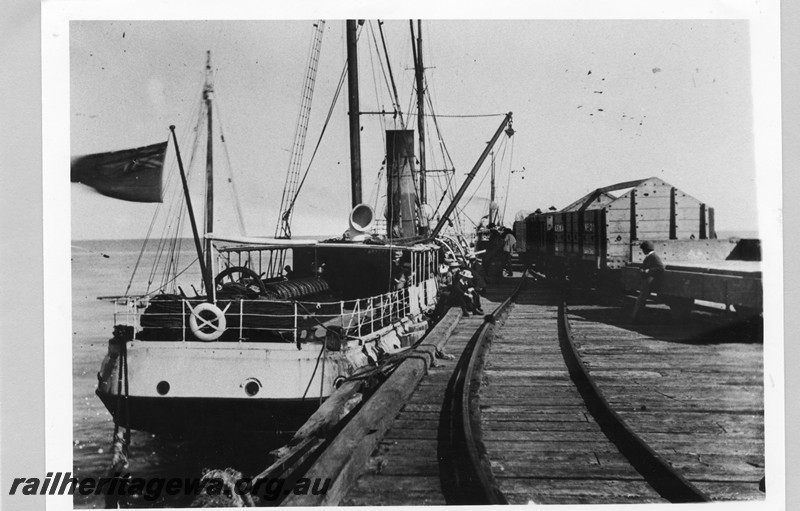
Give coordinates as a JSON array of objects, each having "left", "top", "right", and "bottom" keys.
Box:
[{"left": 71, "top": 141, "right": 168, "bottom": 203}]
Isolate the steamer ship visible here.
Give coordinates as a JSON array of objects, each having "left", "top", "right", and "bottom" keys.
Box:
[{"left": 84, "top": 20, "right": 514, "bottom": 434}]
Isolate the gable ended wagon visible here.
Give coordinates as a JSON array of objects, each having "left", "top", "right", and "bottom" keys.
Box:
[{"left": 514, "top": 177, "right": 762, "bottom": 317}]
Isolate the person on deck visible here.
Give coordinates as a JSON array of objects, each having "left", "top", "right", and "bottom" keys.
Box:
[
  {"left": 465, "top": 269, "right": 485, "bottom": 315},
  {"left": 283, "top": 265, "right": 295, "bottom": 280},
  {"left": 631, "top": 240, "right": 665, "bottom": 321},
  {"left": 436, "top": 263, "right": 451, "bottom": 292},
  {"left": 439, "top": 260, "right": 459, "bottom": 288},
  {"left": 391, "top": 251, "right": 407, "bottom": 290},
  {"left": 483, "top": 226, "right": 503, "bottom": 280},
  {"left": 451, "top": 269, "right": 483, "bottom": 317},
  {"left": 468, "top": 253, "right": 488, "bottom": 295},
  {"left": 475, "top": 218, "right": 492, "bottom": 253},
  {"left": 502, "top": 227, "right": 517, "bottom": 277}
]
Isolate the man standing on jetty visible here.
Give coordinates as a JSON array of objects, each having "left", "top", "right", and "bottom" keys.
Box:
[
  {"left": 502, "top": 227, "right": 517, "bottom": 277},
  {"left": 631, "top": 240, "right": 665, "bottom": 321}
]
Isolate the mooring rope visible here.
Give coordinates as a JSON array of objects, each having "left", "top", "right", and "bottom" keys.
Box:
[{"left": 104, "top": 334, "right": 131, "bottom": 509}]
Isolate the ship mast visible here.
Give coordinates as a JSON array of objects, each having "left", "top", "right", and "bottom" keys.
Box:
[
  {"left": 489, "top": 151, "right": 497, "bottom": 225},
  {"left": 346, "top": 20, "right": 363, "bottom": 207},
  {"left": 170, "top": 126, "right": 214, "bottom": 300},
  {"left": 203, "top": 51, "right": 214, "bottom": 286},
  {"left": 411, "top": 20, "right": 426, "bottom": 206}
]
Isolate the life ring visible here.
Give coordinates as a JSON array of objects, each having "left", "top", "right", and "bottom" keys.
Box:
[{"left": 189, "top": 302, "right": 227, "bottom": 341}]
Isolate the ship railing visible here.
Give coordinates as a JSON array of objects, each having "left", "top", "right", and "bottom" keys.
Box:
[
  {"left": 335, "top": 288, "right": 411, "bottom": 338},
  {"left": 111, "top": 287, "right": 415, "bottom": 342},
  {"left": 111, "top": 296, "right": 149, "bottom": 332}
]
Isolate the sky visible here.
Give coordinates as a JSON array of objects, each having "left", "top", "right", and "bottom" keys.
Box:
[{"left": 70, "top": 19, "right": 759, "bottom": 240}]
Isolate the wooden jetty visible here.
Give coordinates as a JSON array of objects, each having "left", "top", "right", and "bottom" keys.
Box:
[
  {"left": 274, "top": 265, "right": 764, "bottom": 506},
  {"left": 566, "top": 302, "right": 764, "bottom": 500},
  {"left": 478, "top": 284, "right": 667, "bottom": 504},
  {"left": 339, "top": 312, "right": 485, "bottom": 506},
  {"left": 287, "top": 280, "right": 520, "bottom": 506}
]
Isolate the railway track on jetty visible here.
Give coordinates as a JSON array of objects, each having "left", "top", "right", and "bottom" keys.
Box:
[
  {"left": 477, "top": 279, "right": 763, "bottom": 504},
  {"left": 230, "top": 265, "right": 763, "bottom": 506},
  {"left": 282, "top": 276, "right": 524, "bottom": 506},
  {"left": 560, "top": 298, "right": 764, "bottom": 501}
]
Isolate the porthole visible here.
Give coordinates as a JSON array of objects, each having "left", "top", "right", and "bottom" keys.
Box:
[
  {"left": 243, "top": 378, "right": 261, "bottom": 397},
  {"left": 156, "top": 381, "right": 170, "bottom": 395}
]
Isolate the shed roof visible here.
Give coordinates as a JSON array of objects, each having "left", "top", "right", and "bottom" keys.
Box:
[
  {"left": 561, "top": 190, "right": 617, "bottom": 212},
  {"left": 603, "top": 176, "right": 703, "bottom": 210}
]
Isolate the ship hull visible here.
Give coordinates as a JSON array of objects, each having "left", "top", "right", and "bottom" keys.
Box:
[
  {"left": 95, "top": 391, "right": 320, "bottom": 434},
  {"left": 95, "top": 313, "right": 431, "bottom": 435}
]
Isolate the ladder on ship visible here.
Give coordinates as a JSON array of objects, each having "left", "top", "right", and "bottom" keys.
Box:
[{"left": 275, "top": 20, "right": 326, "bottom": 239}]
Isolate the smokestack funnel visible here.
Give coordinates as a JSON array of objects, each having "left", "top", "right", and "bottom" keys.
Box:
[{"left": 386, "top": 130, "right": 417, "bottom": 238}]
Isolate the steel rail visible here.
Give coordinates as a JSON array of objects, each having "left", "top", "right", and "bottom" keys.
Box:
[
  {"left": 438, "top": 273, "right": 527, "bottom": 504},
  {"left": 556, "top": 286, "right": 712, "bottom": 503}
]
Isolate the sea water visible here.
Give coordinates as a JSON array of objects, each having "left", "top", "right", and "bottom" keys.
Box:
[{"left": 72, "top": 239, "right": 293, "bottom": 508}]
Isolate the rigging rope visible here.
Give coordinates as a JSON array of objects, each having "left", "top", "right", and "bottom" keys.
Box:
[
  {"left": 484, "top": 135, "right": 509, "bottom": 223},
  {"left": 214, "top": 98, "right": 247, "bottom": 236},
  {"left": 501, "top": 133, "right": 515, "bottom": 225},
  {"left": 287, "top": 58, "right": 349, "bottom": 219},
  {"left": 458, "top": 157, "right": 493, "bottom": 223},
  {"left": 128, "top": 52, "right": 207, "bottom": 296},
  {"left": 124, "top": 129, "right": 176, "bottom": 297},
  {"left": 275, "top": 20, "right": 326, "bottom": 239},
  {"left": 409, "top": 112, "right": 508, "bottom": 119},
  {"left": 366, "top": 22, "right": 388, "bottom": 142},
  {"left": 458, "top": 135, "right": 508, "bottom": 226},
  {"left": 153, "top": 98, "right": 204, "bottom": 294},
  {"left": 284, "top": 23, "right": 373, "bottom": 231},
  {"left": 368, "top": 21, "right": 404, "bottom": 128},
  {"left": 366, "top": 21, "right": 390, "bottom": 219},
  {"left": 148, "top": 90, "right": 204, "bottom": 295},
  {"left": 425, "top": 93, "right": 462, "bottom": 233}
]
